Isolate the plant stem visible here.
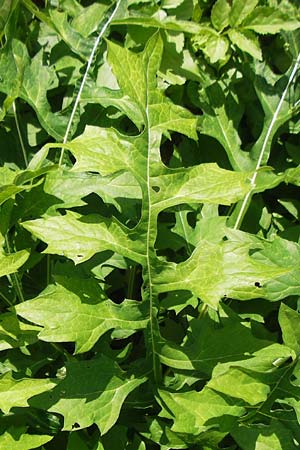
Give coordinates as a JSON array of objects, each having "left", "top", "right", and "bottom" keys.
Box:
[
  {"left": 5, "top": 236, "right": 25, "bottom": 303},
  {"left": 233, "top": 52, "right": 300, "bottom": 230},
  {"left": 58, "top": 0, "right": 122, "bottom": 166},
  {"left": 0, "top": 290, "right": 13, "bottom": 307},
  {"left": 13, "top": 101, "right": 28, "bottom": 167}
]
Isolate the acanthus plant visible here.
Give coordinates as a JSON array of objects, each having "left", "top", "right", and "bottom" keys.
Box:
[{"left": 0, "top": 0, "right": 300, "bottom": 449}]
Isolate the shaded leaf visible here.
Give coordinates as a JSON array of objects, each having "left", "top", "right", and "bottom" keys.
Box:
[
  {"left": 0, "top": 427, "right": 52, "bottom": 450},
  {"left": 0, "top": 312, "right": 38, "bottom": 351},
  {"left": 30, "top": 356, "right": 146, "bottom": 434},
  {"left": 158, "top": 388, "right": 245, "bottom": 435},
  {"left": 0, "top": 372, "right": 55, "bottom": 413},
  {"left": 158, "top": 306, "right": 292, "bottom": 372}
]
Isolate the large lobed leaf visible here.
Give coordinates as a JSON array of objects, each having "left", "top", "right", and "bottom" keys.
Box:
[
  {"left": 15, "top": 276, "right": 148, "bottom": 353},
  {"left": 30, "top": 355, "right": 147, "bottom": 434}
]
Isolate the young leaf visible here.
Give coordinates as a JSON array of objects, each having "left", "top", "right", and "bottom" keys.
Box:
[{"left": 211, "top": 0, "right": 230, "bottom": 32}]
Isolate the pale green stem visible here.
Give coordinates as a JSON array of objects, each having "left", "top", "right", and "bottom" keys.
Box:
[
  {"left": 58, "top": 0, "right": 122, "bottom": 166},
  {"left": 0, "top": 290, "right": 13, "bottom": 307},
  {"left": 5, "top": 236, "right": 25, "bottom": 303},
  {"left": 13, "top": 100, "right": 28, "bottom": 167},
  {"left": 233, "top": 53, "right": 300, "bottom": 230}
]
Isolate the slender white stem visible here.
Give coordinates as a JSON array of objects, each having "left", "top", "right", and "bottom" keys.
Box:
[
  {"left": 233, "top": 53, "right": 300, "bottom": 230},
  {"left": 13, "top": 101, "right": 28, "bottom": 167},
  {"left": 59, "top": 0, "right": 122, "bottom": 166}
]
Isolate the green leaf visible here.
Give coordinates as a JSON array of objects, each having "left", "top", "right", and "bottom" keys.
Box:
[
  {"left": 242, "top": 7, "right": 300, "bottom": 34},
  {"left": 158, "top": 306, "right": 292, "bottom": 372},
  {"left": 112, "top": 16, "right": 204, "bottom": 34},
  {"left": 249, "top": 61, "right": 297, "bottom": 164},
  {"left": 71, "top": 3, "right": 109, "bottom": 38},
  {"left": 0, "top": 185, "right": 29, "bottom": 207},
  {"left": 158, "top": 387, "right": 245, "bottom": 435},
  {"left": 228, "top": 29, "right": 262, "bottom": 60},
  {"left": 233, "top": 421, "right": 299, "bottom": 450},
  {"left": 0, "top": 39, "right": 29, "bottom": 104},
  {"left": 49, "top": 9, "right": 94, "bottom": 58},
  {"left": 192, "top": 29, "right": 230, "bottom": 64},
  {"left": 15, "top": 276, "right": 148, "bottom": 353},
  {"left": 48, "top": 126, "right": 139, "bottom": 176},
  {"left": 22, "top": 212, "right": 146, "bottom": 265},
  {"left": 81, "top": 85, "right": 144, "bottom": 128},
  {"left": 30, "top": 356, "right": 146, "bottom": 434},
  {"left": 44, "top": 169, "right": 141, "bottom": 212},
  {"left": 211, "top": 0, "right": 230, "bottom": 32},
  {"left": 154, "top": 231, "right": 298, "bottom": 309},
  {"left": 279, "top": 304, "right": 300, "bottom": 354},
  {"left": 0, "top": 250, "right": 30, "bottom": 278},
  {"left": 0, "top": 0, "right": 15, "bottom": 39},
  {"left": 198, "top": 81, "right": 252, "bottom": 171},
  {"left": 0, "top": 372, "right": 55, "bottom": 413},
  {"left": 150, "top": 163, "right": 253, "bottom": 210},
  {"left": 206, "top": 367, "right": 270, "bottom": 405},
  {"left": 229, "top": 0, "right": 259, "bottom": 27},
  {"left": 0, "top": 312, "right": 38, "bottom": 351},
  {"left": 0, "top": 427, "right": 53, "bottom": 450},
  {"left": 20, "top": 50, "right": 69, "bottom": 140}
]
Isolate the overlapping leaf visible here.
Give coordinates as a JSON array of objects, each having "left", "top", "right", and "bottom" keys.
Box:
[
  {"left": 1, "top": 3, "right": 300, "bottom": 449},
  {"left": 0, "top": 427, "right": 53, "bottom": 450},
  {"left": 15, "top": 276, "right": 148, "bottom": 353},
  {"left": 30, "top": 355, "right": 146, "bottom": 434},
  {"left": 158, "top": 305, "right": 294, "bottom": 372},
  {"left": 0, "top": 372, "right": 55, "bottom": 414}
]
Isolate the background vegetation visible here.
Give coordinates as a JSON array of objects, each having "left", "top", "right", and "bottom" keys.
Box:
[{"left": 0, "top": 0, "right": 300, "bottom": 448}]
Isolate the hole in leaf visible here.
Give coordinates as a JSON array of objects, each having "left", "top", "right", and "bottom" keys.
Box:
[
  {"left": 254, "top": 281, "right": 262, "bottom": 288},
  {"left": 152, "top": 185, "right": 160, "bottom": 193}
]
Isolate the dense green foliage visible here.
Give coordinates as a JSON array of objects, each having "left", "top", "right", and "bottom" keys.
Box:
[{"left": 0, "top": 0, "right": 300, "bottom": 448}]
